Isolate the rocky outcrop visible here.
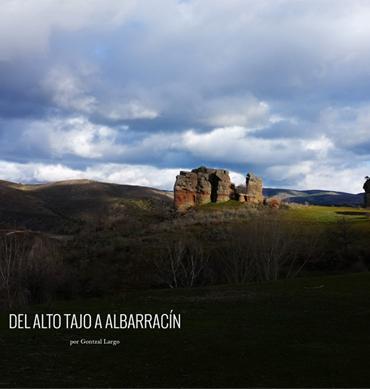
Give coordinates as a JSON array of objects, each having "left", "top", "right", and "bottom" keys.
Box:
[
  {"left": 364, "top": 177, "right": 370, "bottom": 208},
  {"left": 232, "top": 174, "right": 263, "bottom": 204},
  {"left": 174, "top": 167, "right": 233, "bottom": 211},
  {"left": 173, "top": 171, "right": 198, "bottom": 210},
  {"left": 245, "top": 173, "right": 264, "bottom": 204},
  {"left": 265, "top": 197, "right": 282, "bottom": 209},
  {"left": 174, "top": 166, "right": 263, "bottom": 211}
]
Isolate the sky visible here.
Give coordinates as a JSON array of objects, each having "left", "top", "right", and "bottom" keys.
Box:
[{"left": 1, "top": 0, "right": 370, "bottom": 193}]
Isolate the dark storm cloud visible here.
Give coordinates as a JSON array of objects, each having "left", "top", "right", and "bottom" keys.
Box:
[{"left": 1, "top": 0, "right": 370, "bottom": 191}]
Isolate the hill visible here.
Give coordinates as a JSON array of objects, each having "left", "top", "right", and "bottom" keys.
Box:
[
  {"left": 0, "top": 179, "right": 173, "bottom": 233},
  {"left": 0, "top": 178, "right": 366, "bottom": 233},
  {"left": 264, "top": 187, "right": 363, "bottom": 206}
]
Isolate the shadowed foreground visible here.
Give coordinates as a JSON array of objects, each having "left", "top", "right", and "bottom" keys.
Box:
[{"left": 1, "top": 272, "right": 370, "bottom": 387}]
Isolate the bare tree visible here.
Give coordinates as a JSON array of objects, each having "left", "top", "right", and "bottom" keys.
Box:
[
  {"left": 0, "top": 233, "right": 64, "bottom": 308},
  {"left": 153, "top": 237, "right": 208, "bottom": 288},
  {"left": 26, "top": 236, "right": 64, "bottom": 304},
  {"left": 251, "top": 216, "right": 292, "bottom": 281},
  {"left": 218, "top": 228, "right": 257, "bottom": 284},
  {"left": 0, "top": 233, "right": 28, "bottom": 308},
  {"left": 217, "top": 212, "right": 319, "bottom": 284},
  {"left": 248, "top": 214, "right": 319, "bottom": 281}
]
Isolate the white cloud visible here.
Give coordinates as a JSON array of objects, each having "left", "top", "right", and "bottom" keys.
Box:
[
  {"left": 0, "top": 0, "right": 137, "bottom": 59},
  {"left": 23, "top": 116, "right": 123, "bottom": 159},
  {"left": 17, "top": 114, "right": 343, "bottom": 173},
  {"left": 202, "top": 96, "right": 270, "bottom": 127},
  {"left": 0, "top": 160, "right": 251, "bottom": 190},
  {"left": 181, "top": 126, "right": 313, "bottom": 165},
  {"left": 43, "top": 67, "right": 97, "bottom": 113},
  {"left": 42, "top": 66, "right": 159, "bottom": 120},
  {"left": 266, "top": 160, "right": 370, "bottom": 193},
  {"left": 19, "top": 115, "right": 182, "bottom": 161},
  {"left": 229, "top": 171, "right": 246, "bottom": 186},
  {"left": 0, "top": 161, "right": 177, "bottom": 190},
  {"left": 304, "top": 135, "right": 334, "bottom": 157},
  {"left": 0, "top": 161, "right": 82, "bottom": 183},
  {"left": 297, "top": 163, "right": 370, "bottom": 193},
  {"left": 100, "top": 100, "right": 159, "bottom": 121},
  {"left": 1, "top": 159, "right": 367, "bottom": 193},
  {"left": 318, "top": 106, "right": 370, "bottom": 149},
  {"left": 265, "top": 161, "right": 314, "bottom": 184},
  {"left": 2, "top": 0, "right": 370, "bottom": 193}
]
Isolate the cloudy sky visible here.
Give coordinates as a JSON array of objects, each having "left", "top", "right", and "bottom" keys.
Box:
[{"left": 1, "top": 0, "right": 370, "bottom": 192}]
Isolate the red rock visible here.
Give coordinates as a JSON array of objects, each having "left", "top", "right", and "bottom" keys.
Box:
[
  {"left": 174, "top": 171, "right": 198, "bottom": 211},
  {"left": 174, "top": 166, "right": 264, "bottom": 211},
  {"left": 245, "top": 173, "right": 264, "bottom": 204},
  {"left": 266, "top": 197, "right": 281, "bottom": 208}
]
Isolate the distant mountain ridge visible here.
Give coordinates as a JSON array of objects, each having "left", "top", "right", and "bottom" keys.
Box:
[{"left": 263, "top": 188, "right": 364, "bottom": 206}]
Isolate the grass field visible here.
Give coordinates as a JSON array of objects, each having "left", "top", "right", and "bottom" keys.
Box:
[
  {"left": 201, "top": 201, "right": 370, "bottom": 222},
  {"left": 1, "top": 272, "right": 370, "bottom": 387},
  {"left": 285, "top": 205, "right": 370, "bottom": 223}
]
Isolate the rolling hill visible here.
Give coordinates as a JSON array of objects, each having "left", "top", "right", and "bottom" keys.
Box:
[
  {"left": 263, "top": 188, "right": 364, "bottom": 206},
  {"left": 0, "top": 179, "right": 173, "bottom": 233},
  {"left": 0, "top": 179, "right": 365, "bottom": 233}
]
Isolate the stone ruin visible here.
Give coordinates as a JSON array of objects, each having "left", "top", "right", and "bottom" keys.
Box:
[
  {"left": 364, "top": 176, "right": 370, "bottom": 208},
  {"left": 174, "top": 166, "right": 263, "bottom": 211}
]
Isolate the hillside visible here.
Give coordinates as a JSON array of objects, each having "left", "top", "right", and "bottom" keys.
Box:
[
  {"left": 264, "top": 188, "right": 363, "bottom": 206},
  {"left": 0, "top": 178, "right": 366, "bottom": 233},
  {"left": 0, "top": 179, "right": 173, "bottom": 233}
]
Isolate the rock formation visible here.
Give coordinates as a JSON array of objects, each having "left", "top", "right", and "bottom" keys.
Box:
[
  {"left": 364, "top": 176, "right": 370, "bottom": 208},
  {"left": 235, "top": 173, "right": 264, "bottom": 204},
  {"left": 174, "top": 166, "right": 263, "bottom": 211}
]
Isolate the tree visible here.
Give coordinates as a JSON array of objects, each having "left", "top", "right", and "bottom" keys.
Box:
[
  {"left": 153, "top": 237, "right": 208, "bottom": 288},
  {"left": 0, "top": 233, "right": 64, "bottom": 307},
  {"left": 0, "top": 233, "right": 28, "bottom": 308}
]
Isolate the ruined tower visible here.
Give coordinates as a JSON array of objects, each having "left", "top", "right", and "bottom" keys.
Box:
[{"left": 174, "top": 166, "right": 263, "bottom": 211}]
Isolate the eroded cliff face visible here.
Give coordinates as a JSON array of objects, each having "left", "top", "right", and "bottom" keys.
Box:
[
  {"left": 174, "top": 166, "right": 263, "bottom": 211},
  {"left": 173, "top": 171, "right": 198, "bottom": 210},
  {"left": 174, "top": 167, "right": 233, "bottom": 211},
  {"left": 245, "top": 173, "right": 264, "bottom": 204}
]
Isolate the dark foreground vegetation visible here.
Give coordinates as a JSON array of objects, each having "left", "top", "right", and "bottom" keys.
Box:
[
  {"left": 1, "top": 191, "right": 370, "bottom": 308},
  {"left": 1, "top": 180, "right": 370, "bottom": 386},
  {"left": 0, "top": 204, "right": 368, "bottom": 307},
  {"left": 1, "top": 272, "right": 370, "bottom": 387}
]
